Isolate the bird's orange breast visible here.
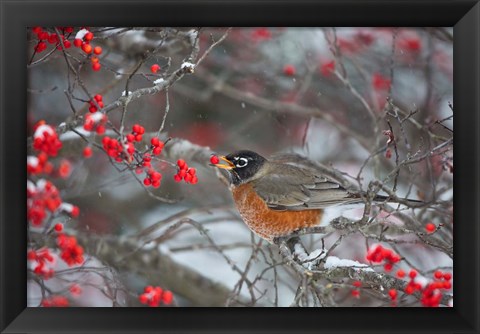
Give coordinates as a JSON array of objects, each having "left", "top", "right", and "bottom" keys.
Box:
[{"left": 231, "top": 183, "right": 322, "bottom": 242}]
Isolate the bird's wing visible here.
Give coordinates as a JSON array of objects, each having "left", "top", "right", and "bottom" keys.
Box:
[{"left": 251, "top": 163, "right": 360, "bottom": 211}]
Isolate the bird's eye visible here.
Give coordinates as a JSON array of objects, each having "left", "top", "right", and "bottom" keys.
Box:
[{"left": 235, "top": 157, "right": 249, "bottom": 168}]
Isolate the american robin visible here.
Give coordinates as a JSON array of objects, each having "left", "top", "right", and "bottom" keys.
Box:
[{"left": 212, "top": 150, "right": 421, "bottom": 243}]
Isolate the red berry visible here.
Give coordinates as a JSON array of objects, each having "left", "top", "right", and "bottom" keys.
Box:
[
  {"left": 27, "top": 250, "right": 37, "bottom": 260},
  {"left": 177, "top": 159, "right": 186, "bottom": 169},
  {"left": 54, "top": 223, "right": 64, "bottom": 232},
  {"left": 425, "top": 223, "right": 436, "bottom": 233},
  {"left": 409, "top": 269, "right": 417, "bottom": 279},
  {"left": 35, "top": 42, "right": 47, "bottom": 53},
  {"left": 39, "top": 31, "right": 49, "bottom": 40},
  {"left": 353, "top": 281, "right": 361, "bottom": 288},
  {"left": 388, "top": 289, "right": 397, "bottom": 300},
  {"left": 187, "top": 168, "right": 196, "bottom": 175},
  {"left": 150, "top": 64, "right": 160, "bottom": 73},
  {"left": 73, "top": 38, "right": 82, "bottom": 47},
  {"left": 443, "top": 273, "right": 452, "bottom": 281},
  {"left": 396, "top": 269, "right": 406, "bottom": 278},
  {"left": 91, "top": 56, "right": 99, "bottom": 64},
  {"left": 384, "top": 263, "right": 393, "bottom": 271},
  {"left": 48, "top": 34, "right": 58, "bottom": 44},
  {"left": 71, "top": 206, "right": 80, "bottom": 218},
  {"left": 210, "top": 155, "right": 220, "bottom": 164},
  {"left": 83, "top": 147, "right": 93, "bottom": 158},
  {"left": 173, "top": 174, "right": 182, "bottom": 182},
  {"left": 153, "top": 147, "right": 162, "bottom": 155},
  {"left": 283, "top": 64, "right": 296, "bottom": 76},
  {"left": 139, "top": 294, "right": 149, "bottom": 304},
  {"left": 63, "top": 40, "right": 71, "bottom": 48},
  {"left": 143, "top": 178, "right": 151, "bottom": 186},
  {"left": 84, "top": 32, "right": 94, "bottom": 41},
  {"left": 190, "top": 176, "right": 198, "bottom": 184},
  {"left": 93, "top": 46, "right": 102, "bottom": 55},
  {"left": 351, "top": 290, "right": 360, "bottom": 298},
  {"left": 320, "top": 60, "right": 335, "bottom": 76},
  {"left": 434, "top": 270, "right": 443, "bottom": 279},
  {"left": 94, "top": 94, "right": 103, "bottom": 102},
  {"left": 95, "top": 125, "right": 105, "bottom": 134},
  {"left": 162, "top": 291, "right": 173, "bottom": 305},
  {"left": 82, "top": 43, "right": 92, "bottom": 54},
  {"left": 151, "top": 137, "right": 160, "bottom": 146},
  {"left": 92, "top": 62, "right": 101, "bottom": 71}
]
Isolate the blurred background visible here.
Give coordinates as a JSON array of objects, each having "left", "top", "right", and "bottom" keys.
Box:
[{"left": 27, "top": 27, "right": 453, "bottom": 307}]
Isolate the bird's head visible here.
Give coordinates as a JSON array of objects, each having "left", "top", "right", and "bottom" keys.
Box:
[{"left": 212, "top": 150, "right": 267, "bottom": 186}]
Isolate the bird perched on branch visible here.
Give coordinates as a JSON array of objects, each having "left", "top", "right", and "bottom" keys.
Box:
[{"left": 212, "top": 150, "right": 422, "bottom": 243}]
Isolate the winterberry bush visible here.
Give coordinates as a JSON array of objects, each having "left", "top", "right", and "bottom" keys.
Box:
[{"left": 28, "top": 27, "right": 452, "bottom": 307}]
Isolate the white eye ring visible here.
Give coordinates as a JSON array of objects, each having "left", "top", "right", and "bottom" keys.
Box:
[{"left": 235, "top": 157, "right": 249, "bottom": 168}]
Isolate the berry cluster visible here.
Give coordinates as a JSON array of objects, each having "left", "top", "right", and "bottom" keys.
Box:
[
  {"left": 32, "top": 27, "right": 73, "bottom": 53},
  {"left": 127, "top": 124, "right": 145, "bottom": 143},
  {"left": 73, "top": 29, "right": 103, "bottom": 71},
  {"left": 27, "top": 152, "right": 52, "bottom": 175},
  {"left": 88, "top": 94, "right": 104, "bottom": 113},
  {"left": 28, "top": 248, "right": 55, "bottom": 279},
  {"left": 27, "top": 154, "right": 72, "bottom": 180},
  {"left": 102, "top": 136, "right": 134, "bottom": 163},
  {"left": 139, "top": 286, "right": 173, "bottom": 307},
  {"left": 421, "top": 271, "right": 452, "bottom": 307},
  {"left": 141, "top": 153, "right": 152, "bottom": 168},
  {"left": 366, "top": 244, "right": 400, "bottom": 272},
  {"left": 56, "top": 233, "right": 85, "bottom": 266},
  {"left": 150, "top": 137, "right": 164, "bottom": 155},
  {"left": 27, "top": 179, "right": 62, "bottom": 226},
  {"left": 33, "top": 121, "right": 63, "bottom": 157},
  {"left": 83, "top": 112, "right": 107, "bottom": 134},
  {"left": 143, "top": 169, "right": 162, "bottom": 188},
  {"left": 41, "top": 295, "right": 69, "bottom": 307},
  {"left": 173, "top": 159, "right": 198, "bottom": 184}
]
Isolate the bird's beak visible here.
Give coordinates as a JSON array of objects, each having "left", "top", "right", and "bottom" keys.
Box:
[{"left": 213, "top": 156, "right": 235, "bottom": 170}]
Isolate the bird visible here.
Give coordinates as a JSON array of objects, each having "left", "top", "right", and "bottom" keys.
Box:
[{"left": 212, "top": 150, "right": 422, "bottom": 243}]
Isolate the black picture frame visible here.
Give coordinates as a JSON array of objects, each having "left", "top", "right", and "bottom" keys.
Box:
[{"left": 1, "top": 0, "right": 478, "bottom": 333}]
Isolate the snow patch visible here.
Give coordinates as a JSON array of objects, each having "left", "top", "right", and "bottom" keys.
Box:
[
  {"left": 75, "top": 29, "right": 89, "bottom": 40},
  {"left": 324, "top": 256, "right": 374, "bottom": 272},
  {"left": 34, "top": 124, "right": 54, "bottom": 139}
]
